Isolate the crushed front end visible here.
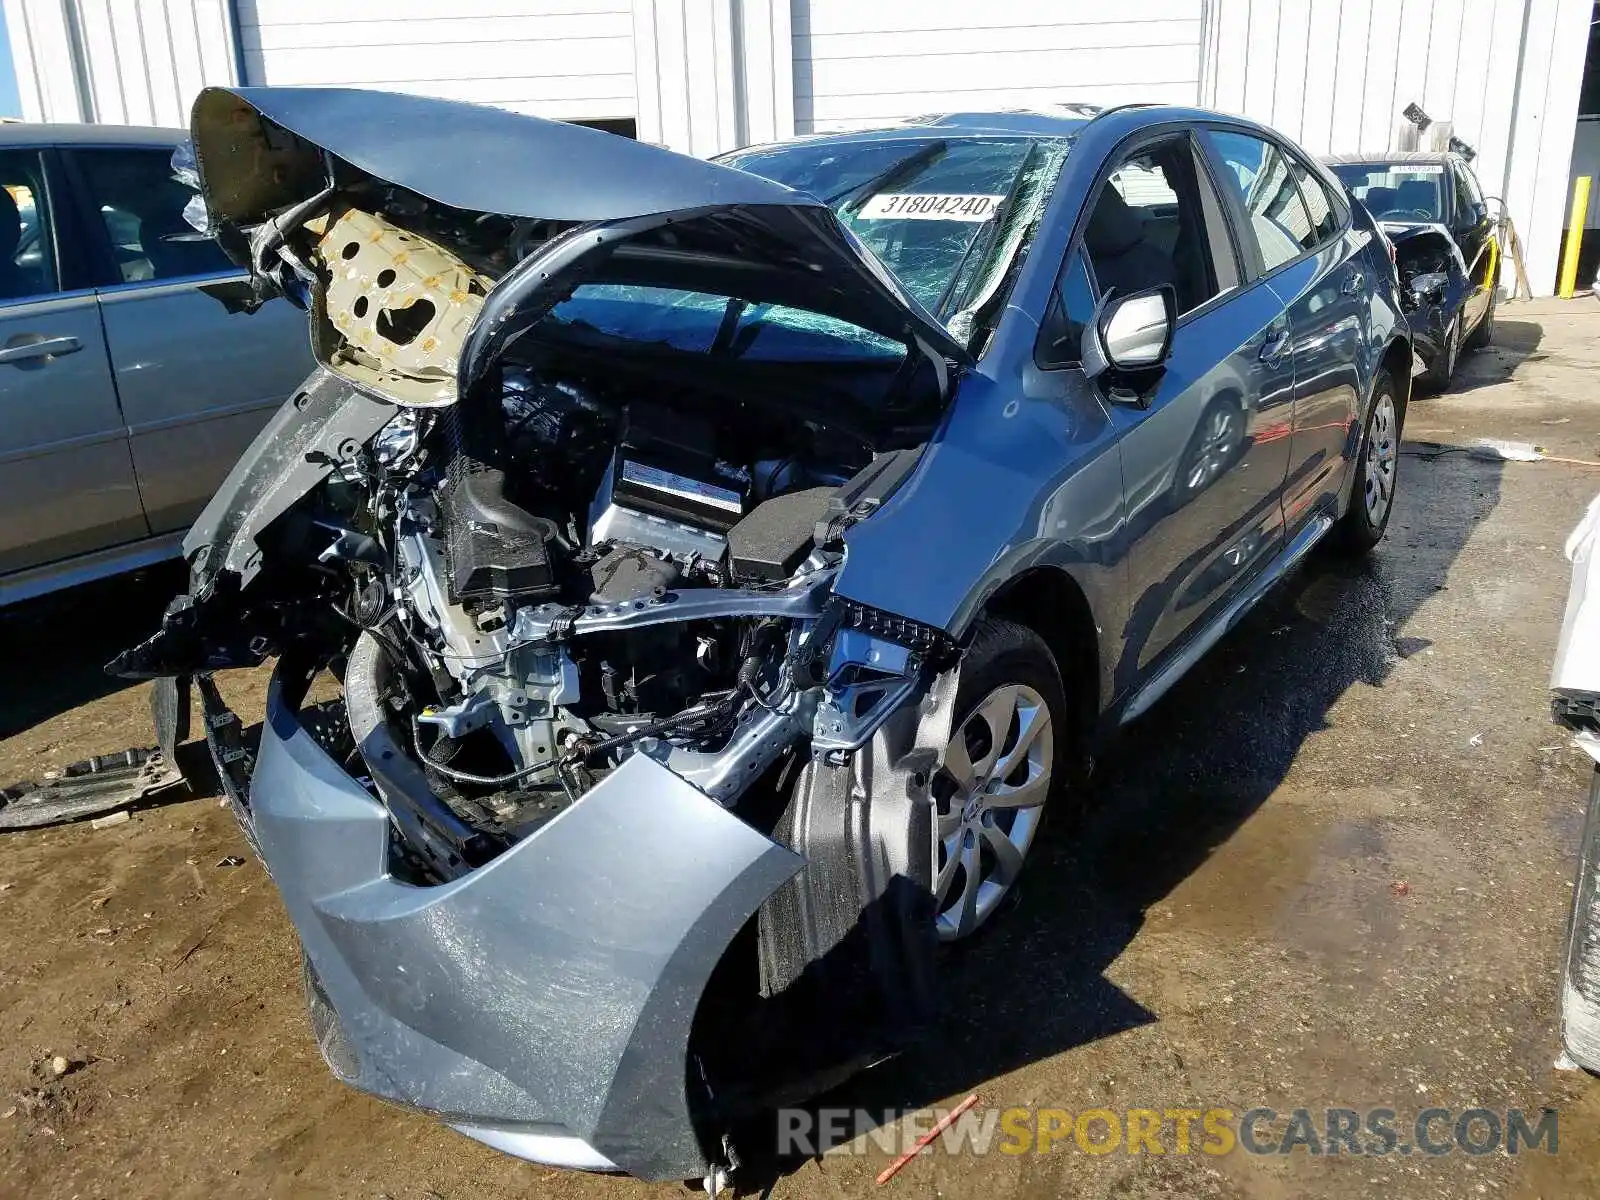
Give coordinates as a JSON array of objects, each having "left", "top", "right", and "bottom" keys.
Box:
[
  {"left": 113, "top": 87, "right": 968, "bottom": 1182},
  {"left": 1383, "top": 221, "right": 1470, "bottom": 374}
]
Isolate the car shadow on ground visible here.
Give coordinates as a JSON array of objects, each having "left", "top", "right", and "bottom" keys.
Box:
[
  {"left": 730, "top": 443, "right": 1504, "bottom": 1191},
  {"left": 0, "top": 560, "right": 186, "bottom": 745},
  {"left": 1443, "top": 316, "right": 1543, "bottom": 396}
]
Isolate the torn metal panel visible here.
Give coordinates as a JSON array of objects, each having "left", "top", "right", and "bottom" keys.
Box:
[
  {"left": 186, "top": 86, "right": 972, "bottom": 377},
  {"left": 752, "top": 666, "right": 957, "bottom": 1088}
]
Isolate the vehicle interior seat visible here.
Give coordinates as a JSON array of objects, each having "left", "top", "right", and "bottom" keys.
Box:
[
  {"left": 1361, "top": 185, "right": 1398, "bottom": 216},
  {"left": 1085, "top": 185, "right": 1178, "bottom": 302},
  {"left": 0, "top": 188, "right": 40, "bottom": 300},
  {"left": 1394, "top": 179, "right": 1438, "bottom": 216}
]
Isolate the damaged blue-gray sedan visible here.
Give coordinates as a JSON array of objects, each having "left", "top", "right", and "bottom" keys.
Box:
[{"left": 114, "top": 88, "right": 1411, "bottom": 1186}]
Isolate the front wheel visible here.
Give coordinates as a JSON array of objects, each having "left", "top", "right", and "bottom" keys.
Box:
[
  {"left": 932, "top": 619, "right": 1069, "bottom": 942},
  {"left": 1419, "top": 310, "right": 1461, "bottom": 392},
  {"left": 1332, "top": 373, "right": 1402, "bottom": 555}
]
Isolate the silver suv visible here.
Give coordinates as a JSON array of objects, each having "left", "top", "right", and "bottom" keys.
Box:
[{"left": 0, "top": 124, "right": 311, "bottom": 605}]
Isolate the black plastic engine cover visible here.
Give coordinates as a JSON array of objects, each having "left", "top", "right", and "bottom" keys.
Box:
[
  {"left": 727, "top": 486, "right": 834, "bottom": 583},
  {"left": 441, "top": 459, "right": 560, "bottom": 602}
]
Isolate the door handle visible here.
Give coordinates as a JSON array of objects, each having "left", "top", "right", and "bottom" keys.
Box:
[
  {"left": 0, "top": 335, "right": 82, "bottom": 365},
  {"left": 1259, "top": 327, "right": 1291, "bottom": 363},
  {"left": 1341, "top": 270, "right": 1365, "bottom": 297}
]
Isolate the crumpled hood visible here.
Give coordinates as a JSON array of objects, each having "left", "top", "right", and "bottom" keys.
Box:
[
  {"left": 1380, "top": 219, "right": 1453, "bottom": 242},
  {"left": 188, "top": 86, "right": 971, "bottom": 377},
  {"left": 1380, "top": 219, "right": 1467, "bottom": 267}
]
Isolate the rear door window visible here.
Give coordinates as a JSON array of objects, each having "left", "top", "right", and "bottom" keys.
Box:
[
  {"left": 69, "top": 148, "right": 233, "bottom": 284},
  {"left": 1287, "top": 157, "right": 1342, "bottom": 247},
  {"left": 1205, "top": 131, "right": 1316, "bottom": 272}
]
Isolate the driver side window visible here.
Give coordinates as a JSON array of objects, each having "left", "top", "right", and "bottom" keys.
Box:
[
  {"left": 1035, "top": 134, "right": 1236, "bottom": 370},
  {"left": 0, "top": 151, "right": 58, "bottom": 301},
  {"left": 1084, "top": 138, "right": 1224, "bottom": 316}
]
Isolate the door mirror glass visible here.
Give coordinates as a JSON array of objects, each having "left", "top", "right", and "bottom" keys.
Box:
[{"left": 1083, "top": 285, "right": 1176, "bottom": 379}]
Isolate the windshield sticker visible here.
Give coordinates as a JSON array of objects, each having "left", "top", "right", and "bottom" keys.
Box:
[
  {"left": 1385, "top": 164, "right": 1444, "bottom": 174},
  {"left": 858, "top": 193, "right": 1005, "bottom": 221}
]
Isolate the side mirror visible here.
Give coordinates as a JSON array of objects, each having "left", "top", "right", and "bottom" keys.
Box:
[{"left": 1082, "top": 285, "right": 1176, "bottom": 382}]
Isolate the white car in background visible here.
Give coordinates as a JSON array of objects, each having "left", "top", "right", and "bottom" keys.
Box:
[{"left": 1555, "top": 495, "right": 1600, "bottom": 1069}]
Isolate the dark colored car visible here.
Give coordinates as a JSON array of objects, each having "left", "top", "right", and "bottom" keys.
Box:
[
  {"left": 117, "top": 88, "right": 1410, "bottom": 1186},
  {"left": 1326, "top": 151, "right": 1499, "bottom": 390}
]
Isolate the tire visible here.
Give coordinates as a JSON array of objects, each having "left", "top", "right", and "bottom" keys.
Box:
[
  {"left": 930, "top": 618, "right": 1071, "bottom": 942},
  {"left": 1464, "top": 281, "right": 1497, "bottom": 351},
  {"left": 1331, "top": 371, "right": 1402, "bottom": 556},
  {"left": 1418, "top": 309, "right": 1461, "bottom": 392}
]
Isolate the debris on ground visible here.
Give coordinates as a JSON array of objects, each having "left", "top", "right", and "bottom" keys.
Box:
[
  {"left": 215, "top": 855, "right": 245, "bottom": 868},
  {"left": 1392, "top": 881, "right": 1411, "bottom": 896},
  {"left": 874, "top": 1094, "right": 982, "bottom": 1186},
  {"left": 1405, "top": 439, "right": 1600, "bottom": 468},
  {"left": 0, "top": 748, "right": 183, "bottom": 831},
  {"left": 90, "top": 811, "right": 131, "bottom": 831}
]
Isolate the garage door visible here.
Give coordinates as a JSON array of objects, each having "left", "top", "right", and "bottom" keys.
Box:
[
  {"left": 792, "top": 0, "right": 1206, "bottom": 134},
  {"left": 237, "top": 0, "right": 637, "bottom": 124}
]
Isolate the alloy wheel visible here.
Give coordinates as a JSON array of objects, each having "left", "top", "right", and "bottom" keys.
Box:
[{"left": 933, "top": 683, "right": 1053, "bottom": 941}]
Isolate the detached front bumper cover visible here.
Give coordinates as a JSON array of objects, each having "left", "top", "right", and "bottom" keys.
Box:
[{"left": 243, "top": 666, "right": 801, "bottom": 1181}]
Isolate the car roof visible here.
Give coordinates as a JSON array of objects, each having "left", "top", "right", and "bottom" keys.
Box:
[
  {"left": 730, "top": 103, "right": 1278, "bottom": 158},
  {"left": 1323, "top": 150, "right": 1456, "bottom": 167},
  {"left": 0, "top": 121, "right": 184, "bottom": 148}
]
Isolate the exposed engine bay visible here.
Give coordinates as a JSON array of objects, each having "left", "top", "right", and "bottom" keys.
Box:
[
  {"left": 120, "top": 121, "right": 960, "bottom": 884},
  {"left": 314, "top": 334, "right": 931, "bottom": 874},
  {"left": 1385, "top": 222, "right": 1462, "bottom": 310}
]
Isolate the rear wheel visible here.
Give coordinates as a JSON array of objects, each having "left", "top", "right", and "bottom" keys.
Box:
[
  {"left": 1332, "top": 372, "right": 1402, "bottom": 555},
  {"left": 932, "top": 619, "right": 1069, "bottom": 942}
]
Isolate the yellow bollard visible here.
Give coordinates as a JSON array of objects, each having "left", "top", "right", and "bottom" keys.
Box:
[{"left": 1558, "top": 175, "right": 1591, "bottom": 298}]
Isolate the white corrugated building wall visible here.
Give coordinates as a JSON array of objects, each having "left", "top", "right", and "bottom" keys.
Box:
[{"left": 3, "top": 0, "right": 1593, "bottom": 293}]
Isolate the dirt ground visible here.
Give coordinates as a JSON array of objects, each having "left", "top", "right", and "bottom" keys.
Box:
[{"left": 5, "top": 299, "right": 1600, "bottom": 1199}]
